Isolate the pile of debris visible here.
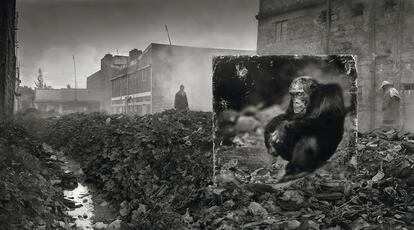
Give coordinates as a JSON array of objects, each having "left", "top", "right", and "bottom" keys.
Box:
[
  {"left": 207, "top": 128, "right": 414, "bottom": 229},
  {"left": 0, "top": 122, "right": 70, "bottom": 230},
  {"left": 46, "top": 110, "right": 213, "bottom": 229},
  {"left": 41, "top": 109, "right": 414, "bottom": 229}
]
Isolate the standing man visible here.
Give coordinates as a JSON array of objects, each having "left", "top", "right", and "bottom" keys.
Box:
[
  {"left": 174, "top": 84, "right": 189, "bottom": 111},
  {"left": 380, "top": 81, "right": 401, "bottom": 129}
]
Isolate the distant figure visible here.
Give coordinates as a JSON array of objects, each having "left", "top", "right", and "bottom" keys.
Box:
[
  {"left": 380, "top": 81, "right": 401, "bottom": 129},
  {"left": 174, "top": 84, "right": 189, "bottom": 111}
]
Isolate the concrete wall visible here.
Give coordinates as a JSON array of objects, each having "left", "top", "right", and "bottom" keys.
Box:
[
  {"left": 0, "top": 0, "right": 17, "bottom": 118},
  {"left": 34, "top": 88, "right": 102, "bottom": 115},
  {"left": 257, "top": 0, "right": 414, "bottom": 132},
  {"left": 86, "top": 54, "right": 127, "bottom": 113},
  {"left": 110, "top": 48, "right": 152, "bottom": 115},
  {"left": 151, "top": 44, "right": 255, "bottom": 113}
]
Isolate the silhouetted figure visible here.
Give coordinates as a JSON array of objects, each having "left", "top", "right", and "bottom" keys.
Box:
[
  {"left": 380, "top": 81, "right": 401, "bottom": 129},
  {"left": 174, "top": 85, "right": 189, "bottom": 111}
]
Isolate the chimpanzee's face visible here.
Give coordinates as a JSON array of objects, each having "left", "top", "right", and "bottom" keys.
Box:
[
  {"left": 290, "top": 89, "right": 309, "bottom": 115},
  {"left": 288, "top": 76, "right": 317, "bottom": 116}
]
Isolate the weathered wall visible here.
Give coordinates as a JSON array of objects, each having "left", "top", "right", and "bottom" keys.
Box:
[
  {"left": 0, "top": 0, "right": 17, "bottom": 118},
  {"left": 86, "top": 54, "right": 127, "bottom": 113},
  {"left": 110, "top": 47, "right": 152, "bottom": 115},
  {"left": 257, "top": 0, "right": 414, "bottom": 132},
  {"left": 151, "top": 44, "right": 255, "bottom": 114}
]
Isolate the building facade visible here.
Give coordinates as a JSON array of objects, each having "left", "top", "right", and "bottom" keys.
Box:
[
  {"left": 111, "top": 43, "right": 255, "bottom": 115},
  {"left": 34, "top": 89, "right": 103, "bottom": 115},
  {"left": 0, "top": 0, "right": 17, "bottom": 118},
  {"left": 16, "top": 86, "right": 34, "bottom": 111},
  {"left": 86, "top": 54, "right": 129, "bottom": 112},
  {"left": 256, "top": 0, "right": 414, "bottom": 132}
]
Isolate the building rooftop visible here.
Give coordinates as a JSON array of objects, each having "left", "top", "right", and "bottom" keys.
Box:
[
  {"left": 35, "top": 88, "right": 103, "bottom": 102},
  {"left": 109, "top": 43, "right": 255, "bottom": 81}
]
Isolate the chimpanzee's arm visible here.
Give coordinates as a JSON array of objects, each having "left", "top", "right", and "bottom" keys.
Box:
[
  {"left": 285, "top": 84, "right": 345, "bottom": 135},
  {"left": 264, "top": 113, "right": 290, "bottom": 149}
]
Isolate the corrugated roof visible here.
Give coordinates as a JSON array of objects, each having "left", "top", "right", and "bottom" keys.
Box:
[{"left": 35, "top": 89, "right": 103, "bottom": 102}]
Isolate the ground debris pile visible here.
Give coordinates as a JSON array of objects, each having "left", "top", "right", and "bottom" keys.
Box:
[
  {"left": 0, "top": 122, "right": 68, "bottom": 230},
  {"left": 209, "top": 128, "right": 414, "bottom": 229},
  {"left": 35, "top": 108, "right": 414, "bottom": 229},
  {"left": 47, "top": 110, "right": 213, "bottom": 229}
]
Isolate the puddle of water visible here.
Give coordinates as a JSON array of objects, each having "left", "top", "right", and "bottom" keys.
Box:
[{"left": 64, "top": 183, "right": 95, "bottom": 229}]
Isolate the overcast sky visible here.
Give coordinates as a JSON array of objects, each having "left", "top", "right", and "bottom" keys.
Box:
[{"left": 17, "top": 0, "right": 258, "bottom": 88}]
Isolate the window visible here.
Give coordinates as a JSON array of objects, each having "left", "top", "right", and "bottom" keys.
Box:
[
  {"left": 274, "top": 20, "right": 287, "bottom": 42},
  {"left": 146, "top": 104, "right": 151, "bottom": 114},
  {"left": 403, "top": 83, "right": 414, "bottom": 91},
  {"left": 352, "top": 3, "right": 364, "bottom": 17},
  {"left": 319, "top": 9, "right": 332, "bottom": 23},
  {"left": 384, "top": 0, "right": 397, "bottom": 12},
  {"left": 357, "top": 86, "right": 363, "bottom": 102},
  {"left": 137, "top": 105, "right": 143, "bottom": 115},
  {"left": 142, "top": 70, "right": 147, "bottom": 82}
]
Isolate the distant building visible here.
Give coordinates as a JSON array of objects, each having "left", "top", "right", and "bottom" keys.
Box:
[
  {"left": 86, "top": 54, "right": 129, "bottom": 112},
  {"left": 110, "top": 43, "right": 255, "bottom": 115},
  {"left": 34, "top": 88, "right": 103, "bottom": 115},
  {"left": 256, "top": 0, "right": 414, "bottom": 132},
  {"left": 0, "top": 0, "right": 17, "bottom": 118}
]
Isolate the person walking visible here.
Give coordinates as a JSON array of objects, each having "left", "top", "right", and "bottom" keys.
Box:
[{"left": 174, "top": 84, "right": 189, "bottom": 111}]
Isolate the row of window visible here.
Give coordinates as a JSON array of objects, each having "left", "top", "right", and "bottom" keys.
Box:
[
  {"left": 271, "top": 1, "right": 402, "bottom": 43},
  {"left": 112, "top": 67, "right": 151, "bottom": 97},
  {"left": 403, "top": 83, "right": 414, "bottom": 91},
  {"left": 112, "top": 104, "right": 151, "bottom": 115}
]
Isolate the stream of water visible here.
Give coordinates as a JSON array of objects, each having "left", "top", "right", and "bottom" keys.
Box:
[{"left": 63, "top": 182, "right": 95, "bottom": 229}]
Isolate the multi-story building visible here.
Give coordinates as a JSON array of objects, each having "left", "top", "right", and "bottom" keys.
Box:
[
  {"left": 256, "top": 0, "right": 414, "bottom": 132},
  {"left": 34, "top": 88, "right": 103, "bottom": 115},
  {"left": 110, "top": 43, "right": 255, "bottom": 115},
  {"left": 86, "top": 53, "right": 129, "bottom": 112},
  {"left": 0, "top": 0, "right": 17, "bottom": 118}
]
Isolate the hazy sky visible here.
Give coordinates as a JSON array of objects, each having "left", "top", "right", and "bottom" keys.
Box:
[{"left": 17, "top": 0, "right": 259, "bottom": 88}]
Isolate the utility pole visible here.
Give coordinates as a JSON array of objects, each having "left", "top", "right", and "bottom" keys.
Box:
[
  {"left": 125, "top": 56, "right": 129, "bottom": 114},
  {"left": 72, "top": 55, "right": 78, "bottom": 112},
  {"left": 165, "top": 24, "right": 172, "bottom": 45}
]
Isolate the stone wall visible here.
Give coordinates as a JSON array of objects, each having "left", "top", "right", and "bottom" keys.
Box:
[
  {"left": 257, "top": 0, "right": 414, "bottom": 132},
  {"left": 86, "top": 54, "right": 127, "bottom": 113},
  {"left": 0, "top": 0, "right": 17, "bottom": 118}
]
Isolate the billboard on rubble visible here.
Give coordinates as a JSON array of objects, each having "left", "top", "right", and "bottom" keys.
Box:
[{"left": 212, "top": 55, "right": 357, "bottom": 185}]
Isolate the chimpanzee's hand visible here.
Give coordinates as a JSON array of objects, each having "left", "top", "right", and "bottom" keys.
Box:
[
  {"left": 270, "top": 122, "right": 288, "bottom": 144},
  {"left": 267, "top": 130, "right": 280, "bottom": 155},
  {"left": 270, "top": 130, "right": 282, "bottom": 144}
]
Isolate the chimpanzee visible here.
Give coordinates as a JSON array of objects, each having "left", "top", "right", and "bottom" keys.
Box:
[{"left": 264, "top": 76, "right": 347, "bottom": 182}]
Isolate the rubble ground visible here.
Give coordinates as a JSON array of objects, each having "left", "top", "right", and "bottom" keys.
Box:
[
  {"left": 3, "top": 110, "right": 414, "bottom": 229},
  {"left": 44, "top": 110, "right": 213, "bottom": 229},
  {"left": 0, "top": 122, "right": 71, "bottom": 230},
  {"left": 211, "top": 128, "right": 414, "bottom": 229}
]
